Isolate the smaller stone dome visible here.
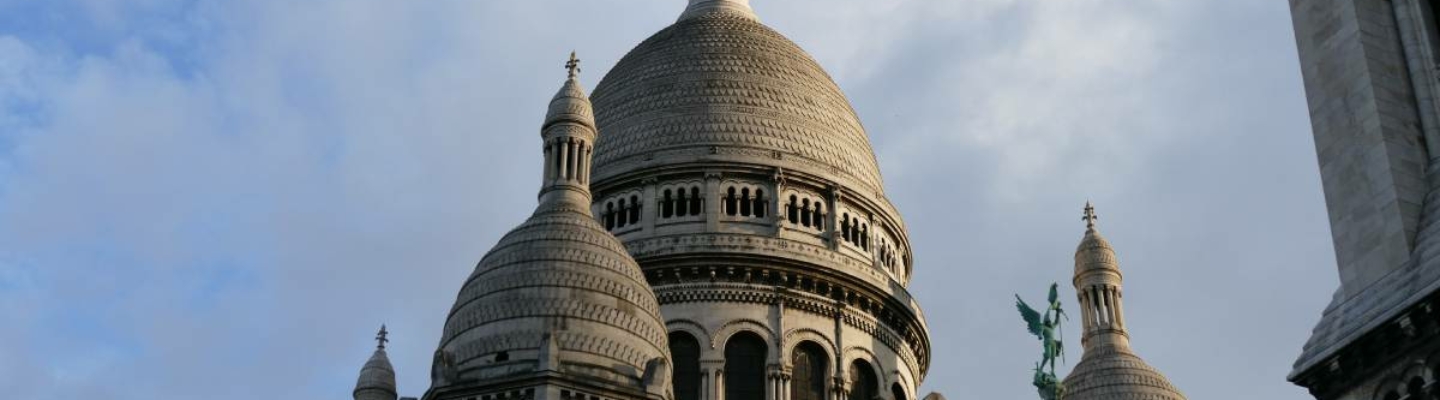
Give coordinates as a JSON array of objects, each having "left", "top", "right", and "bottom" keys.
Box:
[
  {"left": 1074, "top": 205, "right": 1121, "bottom": 279},
  {"left": 545, "top": 53, "right": 594, "bottom": 131},
  {"left": 430, "top": 63, "right": 669, "bottom": 396},
  {"left": 1062, "top": 344, "right": 1186, "bottom": 400},
  {"left": 355, "top": 347, "right": 397, "bottom": 400}
]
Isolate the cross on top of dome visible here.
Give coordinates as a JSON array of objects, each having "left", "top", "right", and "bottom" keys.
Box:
[
  {"left": 1082, "top": 202, "right": 1098, "bottom": 229},
  {"left": 375, "top": 324, "right": 389, "bottom": 349},
  {"left": 565, "top": 51, "right": 581, "bottom": 79}
]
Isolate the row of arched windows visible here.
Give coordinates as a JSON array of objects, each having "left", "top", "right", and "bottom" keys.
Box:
[
  {"left": 668, "top": 331, "right": 906, "bottom": 400},
  {"left": 840, "top": 213, "right": 870, "bottom": 251},
  {"left": 661, "top": 186, "right": 704, "bottom": 219},
  {"left": 598, "top": 186, "right": 906, "bottom": 275},
  {"left": 603, "top": 195, "right": 641, "bottom": 231},
  {"left": 786, "top": 195, "right": 826, "bottom": 231},
  {"left": 723, "top": 186, "right": 769, "bottom": 219}
]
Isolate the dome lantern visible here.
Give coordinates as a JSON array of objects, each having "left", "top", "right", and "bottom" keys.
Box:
[{"left": 1062, "top": 204, "right": 1186, "bottom": 400}]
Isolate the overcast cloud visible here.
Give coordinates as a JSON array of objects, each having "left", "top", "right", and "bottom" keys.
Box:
[{"left": 0, "top": 1, "right": 1331, "bottom": 399}]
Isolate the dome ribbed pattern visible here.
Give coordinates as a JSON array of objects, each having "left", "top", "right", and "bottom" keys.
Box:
[
  {"left": 435, "top": 201, "right": 668, "bottom": 383},
  {"left": 354, "top": 348, "right": 397, "bottom": 400},
  {"left": 589, "top": 12, "right": 885, "bottom": 193},
  {"left": 1062, "top": 344, "right": 1187, "bottom": 400},
  {"left": 546, "top": 78, "right": 593, "bottom": 130},
  {"left": 1074, "top": 228, "right": 1120, "bottom": 277}
]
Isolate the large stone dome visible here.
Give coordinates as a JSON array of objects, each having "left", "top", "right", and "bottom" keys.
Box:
[{"left": 590, "top": 8, "right": 886, "bottom": 194}]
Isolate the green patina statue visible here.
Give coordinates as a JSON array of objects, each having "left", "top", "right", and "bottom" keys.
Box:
[{"left": 1017, "top": 283, "right": 1068, "bottom": 400}]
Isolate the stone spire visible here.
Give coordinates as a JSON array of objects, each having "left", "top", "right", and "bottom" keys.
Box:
[
  {"left": 1062, "top": 203, "right": 1186, "bottom": 400},
  {"left": 425, "top": 52, "right": 671, "bottom": 400},
  {"left": 539, "top": 52, "right": 597, "bottom": 210},
  {"left": 355, "top": 325, "right": 398, "bottom": 400},
  {"left": 679, "top": 0, "right": 757, "bottom": 22}
]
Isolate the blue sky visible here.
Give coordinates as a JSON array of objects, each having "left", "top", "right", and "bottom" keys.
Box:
[{"left": 0, "top": 1, "right": 1333, "bottom": 399}]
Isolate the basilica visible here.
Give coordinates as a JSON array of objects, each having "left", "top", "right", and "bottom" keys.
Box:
[{"left": 348, "top": 1, "right": 1186, "bottom": 399}]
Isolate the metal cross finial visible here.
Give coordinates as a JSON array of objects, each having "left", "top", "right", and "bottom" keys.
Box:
[
  {"left": 376, "top": 324, "right": 389, "bottom": 349},
  {"left": 1082, "top": 201, "right": 1098, "bottom": 228},
  {"left": 565, "top": 51, "right": 581, "bottom": 79}
]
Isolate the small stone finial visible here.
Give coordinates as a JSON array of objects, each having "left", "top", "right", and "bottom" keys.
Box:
[
  {"left": 1082, "top": 201, "right": 1098, "bottom": 229},
  {"left": 376, "top": 324, "right": 390, "bottom": 349},
  {"left": 565, "top": 51, "right": 581, "bottom": 79}
]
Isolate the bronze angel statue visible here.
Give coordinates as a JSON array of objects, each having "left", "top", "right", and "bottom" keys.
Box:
[{"left": 1017, "top": 283, "right": 1067, "bottom": 400}]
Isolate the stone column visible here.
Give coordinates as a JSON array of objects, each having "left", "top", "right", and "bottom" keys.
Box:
[
  {"left": 1112, "top": 287, "right": 1127, "bottom": 328},
  {"left": 643, "top": 178, "right": 658, "bottom": 233},
  {"left": 826, "top": 185, "right": 841, "bottom": 250},
  {"left": 706, "top": 171, "right": 722, "bottom": 231},
  {"left": 714, "top": 368, "right": 726, "bottom": 400},
  {"left": 772, "top": 169, "right": 786, "bottom": 237},
  {"left": 542, "top": 139, "right": 554, "bottom": 183},
  {"left": 766, "top": 366, "right": 777, "bottom": 400}
]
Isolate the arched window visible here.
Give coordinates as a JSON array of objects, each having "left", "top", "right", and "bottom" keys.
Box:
[
  {"left": 740, "top": 188, "right": 753, "bottom": 217},
  {"left": 801, "top": 199, "right": 812, "bottom": 227},
  {"left": 892, "top": 383, "right": 907, "bottom": 400},
  {"left": 629, "top": 195, "right": 641, "bottom": 225},
  {"left": 617, "top": 198, "right": 628, "bottom": 228},
  {"left": 791, "top": 342, "right": 828, "bottom": 400},
  {"left": 754, "top": 189, "right": 768, "bottom": 218},
  {"left": 788, "top": 195, "right": 800, "bottom": 224},
  {"left": 848, "top": 359, "right": 878, "bottom": 400},
  {"left": 725, "top": 188, "right": 738, "bottom": 216},
  {"left": 812, "top": 204, "right": 824, "bottom": 230},
  {"left": 675, "top": 189, "right": 688, "bottom": 217},
  {"left": 689, "top": 187, "right": 703, "bottom": 216},
  {"left": 861, "top": 224, "right": 870, "bottom": 251},
  {"left": 725, "top": 332, "right": 767, "bottom": 400},
  {"left": 605, "top": 202, "right": 616, "bottom": 230},
  {"left": 662, "top": 189, "right": 674, "bottom": 218},
  {"left": 669, "top": 332, "right": 702, "bottom": 400},
  {"left": 842, "top": 213, "right": 852, "bottom": 243}
]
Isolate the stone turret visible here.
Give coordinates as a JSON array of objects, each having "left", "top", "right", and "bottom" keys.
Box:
[
  {"left": 424, "top": 54, "right": 671, "bottom": 400},
  {"left": 355, "top": 325, "right": 398, "bottom": 400},
  {"left": 1062, "top": 203, "right": 1186, "bottom": 400}
]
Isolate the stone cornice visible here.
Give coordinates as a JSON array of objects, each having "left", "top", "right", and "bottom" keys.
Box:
[{"left": 1291, "top": 289, "right": 1440, "bottom": 399}]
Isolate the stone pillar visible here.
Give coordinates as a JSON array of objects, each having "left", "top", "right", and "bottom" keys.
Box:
[
  {"left": 1112, "top": 287, "right": 1127, "bottom": 328},
  {"left": 772, "top": 169, "right": 786, "bottom": 237},
  {"left": 643, "top": 178, "right": 658, "bottom": 233},
  {"left": 714, "top": 368, "right": 726, "bottom": 400},
  {"left": 826, "top": 185, "right": 841, "bottom": 250},
  {"left": 706, "top": 171, "right": 722, "bottom": 231},
  {"left": 765, "top": 365, "right": 777, "bottom": 400},
  {"left": 542, "top": 140, "right": 554, "bottom": 183}
]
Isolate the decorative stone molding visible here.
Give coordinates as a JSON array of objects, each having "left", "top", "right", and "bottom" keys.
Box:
[
  {"left": 710, "top": 318, "right": 778, "bottom": 350},
  {"left": 782, "top": 328, "right": 838, "bottom": 367}
]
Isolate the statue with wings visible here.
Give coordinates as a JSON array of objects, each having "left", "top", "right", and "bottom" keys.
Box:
[{"left": 1017, "top": 283, "right": 1067, "bottom": 400}]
